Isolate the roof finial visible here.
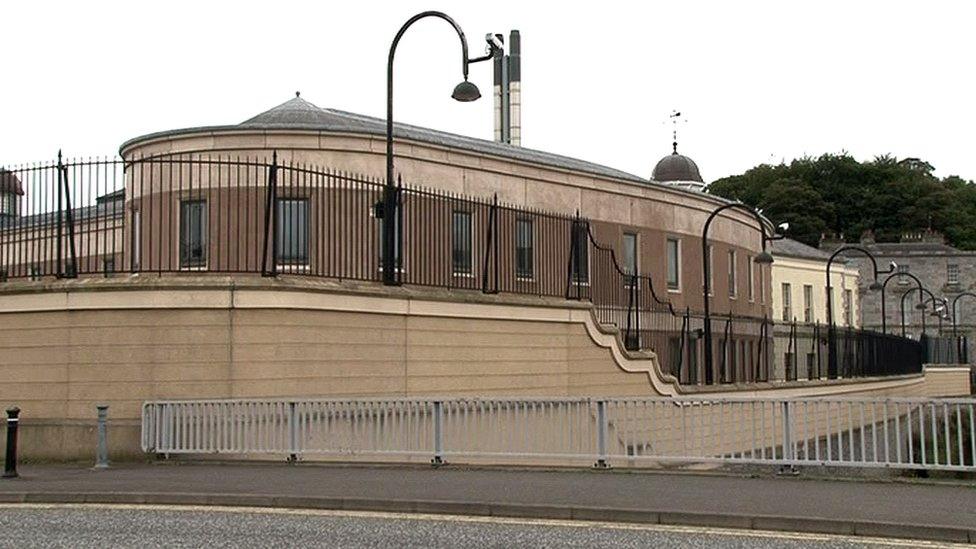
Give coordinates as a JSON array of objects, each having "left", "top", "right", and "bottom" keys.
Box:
[
  {"left": 669, "top": 110, "right": 681, "bottom": 154},
  {"left": 295, "top": 91, "right": 301, "bottom": 98}
]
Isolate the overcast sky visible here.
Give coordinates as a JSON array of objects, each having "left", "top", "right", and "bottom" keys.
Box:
[{"left": 2, "top": 1, "right": 974, "bottom": 183}]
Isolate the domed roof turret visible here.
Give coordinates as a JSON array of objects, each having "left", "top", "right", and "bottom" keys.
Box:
[{"left": 652, "top": 142, "right": 704, "bottom": 191}]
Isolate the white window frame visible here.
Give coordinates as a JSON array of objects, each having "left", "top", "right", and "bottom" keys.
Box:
[
  {"left": 666, "top": 237, "right": 681, "bottom": 292},
  {"left": 728, "top": 249, "right": 737, "bottom": 299}
]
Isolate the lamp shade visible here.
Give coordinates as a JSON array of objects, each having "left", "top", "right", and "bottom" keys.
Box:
[
  {"left": 451, "top": 80, "right": 481, "bottom": 102},
  {"left": 868, "top": 280, "right": 883, "bottom": 291},
  {"left": 755, "top": 250, "right": 775, "bottom": 265}
]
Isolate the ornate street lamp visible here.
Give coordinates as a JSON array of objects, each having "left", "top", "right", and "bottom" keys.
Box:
[
  {"left": 383, "top": 11, "right": 501, "bottom": 285},
  {"left": 701, "top": 203, "right": 784, "bottom": 384},
  {"left": 950, "top": 292, "right": 976, "bottom": 362},
  {"left": 880, "top": 269, "right": 924, "bottom": 335},
  {"left": 899, "top": 285, "right": 937, "bottom": 338},
  {"left": 824, "top": 246, "right": 892, "bottom": 378}
]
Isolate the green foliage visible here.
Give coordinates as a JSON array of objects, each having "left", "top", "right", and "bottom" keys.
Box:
[{"left": 707, "top": 154, "right": 976, "bottom": 249}]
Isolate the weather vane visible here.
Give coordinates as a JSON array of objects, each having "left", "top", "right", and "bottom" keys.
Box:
[{"left": 668, "top": 110, "right": 686, "bottom": 154}]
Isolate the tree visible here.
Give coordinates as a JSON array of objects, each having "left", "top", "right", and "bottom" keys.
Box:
[{"left": 707, "top": 154, "right": 976, "bottom": 250}]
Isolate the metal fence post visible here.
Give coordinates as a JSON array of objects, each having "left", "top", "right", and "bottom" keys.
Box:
[
  {"left": 594, "top": 400, "right": 609, "bottom": 468},
  {"left": 261, "top": 152, "right": 279, "bottom": 277},
  {"left": 432, "top": 401, "right": 445, "bottom": 466},
  {"left": 3, "top": 407, "right": 20, "bottom": 479},
  {"left": 287, "top": 401, "right": 298, "bottom": 463},
  {"left": 778, "top": 401, "right": 798, "bottom": 475},
  {"left": 94, "top": 405, "right": 109, "bottom": 469}
]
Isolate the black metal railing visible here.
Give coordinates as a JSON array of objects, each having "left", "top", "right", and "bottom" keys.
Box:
[{"left": 0, "top": 154, "right": 927, "bottom": 384}]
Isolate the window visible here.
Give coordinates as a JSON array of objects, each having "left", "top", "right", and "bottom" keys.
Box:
[
  {"left": 747, "top": 256, "right": 755, "bottom": 301},
  {"left": 781, "top": 282, "right": 792, "bottom": 321},
  {"left": 452, "top": 210, "right": 473, "bottom": 275},
  {"left": 29, "top": 265, "right": 41, "bottom": 281},
  {"left": 376, "top": 195, "right": 402, "bottom": 271},
  {"left": 130, "top": 210, "right": 141, "bottom": 272},
  {"left": 0, "top": 268, "right": 7, "bottom": 282},
  {"left": 704, "top": 244, "right": 714, "bottom": 295},
  {"left": 180, "top": 200, "right": 207, "bottom": 268},
  {"left": 666, "top": 238, "right": 680, "bottom": 290},
  {"left": 806, "top": 353, "right": 817, "bottom": 380},
  {"left": 843, "top": 289, "right": 853, "bottom": 326},
  {"left": 0, "top": 193, "right": 16, "bottom": 216},
  {"left": 103, "top": 256, "right": 115, "bottom": 277},
  {"left": 897, "top": 264, "right": 910, "bottom": 285},
  {"left": 622, "top": 232, "right": 638, "bottom": 284},
  {"left": 276, "top": 198, "right": 309, "bottom": 265},
  {"left": 759, "top": 263, "right": 765, "bottom": 303},
  {"left": 803, "top": 284, "right": 813, "bottom": 323},
  {"left": 948, "top": 264, "right": 960, "bottom": 285},
  {"left": 571, "top": 221, "right": 589, "bottom": 284},
  {"left": 728, "top": 250, "right": 737, "bottom": 298},
  {"left": 515, "top": 217, "right": 534, "bottom": 279}
]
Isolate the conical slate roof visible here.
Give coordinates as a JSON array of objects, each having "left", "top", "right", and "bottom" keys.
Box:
[
  {"left": 234, "top": 94, "right": 649, "bottom": 184},
  {"left": 0, "top": 169, "right": 24, "bottom": 195}
]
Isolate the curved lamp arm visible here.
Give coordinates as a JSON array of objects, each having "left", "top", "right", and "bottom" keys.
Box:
[{"left": 951, "top": 292, "right": 976, "bottom": 336}]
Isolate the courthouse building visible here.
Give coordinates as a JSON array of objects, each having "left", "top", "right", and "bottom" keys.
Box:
[{"left": 0, "top": 94, "right": 968, "bottom": 459}]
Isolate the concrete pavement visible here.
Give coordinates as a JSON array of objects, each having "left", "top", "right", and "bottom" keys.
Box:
[{"left": 0, "top": 463, "right": 974, "bottom": 543}]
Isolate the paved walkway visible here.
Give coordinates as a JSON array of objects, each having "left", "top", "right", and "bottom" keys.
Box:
[{"left": 0, "top": 463, "right": 974, "bottom": 543}]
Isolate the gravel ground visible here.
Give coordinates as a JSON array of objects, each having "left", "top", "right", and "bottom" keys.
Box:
[{"left": 0, "top": 505, "right": 956, "bottom": 549}]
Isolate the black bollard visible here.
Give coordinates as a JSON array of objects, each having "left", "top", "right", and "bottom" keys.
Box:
[{"left": 3, "top": 407, "right": 20, "bottom": 479}]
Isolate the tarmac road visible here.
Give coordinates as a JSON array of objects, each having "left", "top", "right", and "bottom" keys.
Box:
[{"left": 0, "top": 504, "right": 960, "bottom": 549}]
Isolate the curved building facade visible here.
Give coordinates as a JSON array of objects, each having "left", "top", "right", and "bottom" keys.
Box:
[{"left": 0, "top": 95, "right": 966, "bottom": 460}]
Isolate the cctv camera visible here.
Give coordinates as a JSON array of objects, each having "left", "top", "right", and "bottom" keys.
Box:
[
  {"left": 486, "top": 33, "right": 504, "bottom": 53},
  {"left": 889, "top": 261, "right": 898, "bottom": 271}
]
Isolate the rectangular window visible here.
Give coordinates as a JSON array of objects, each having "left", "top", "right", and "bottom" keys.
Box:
[
  {"left": 276, "top": 198, "right": 309, "bottom": 265},
  {"left": 803, "top": 284, "right": 813, "bottom": 323},
  {"left": 781, "top": 282, "right": 792, "bottom": 322},
  {"left": 571, "top": 221, "right": 589, "bottom": 284},
  {"left": 131, "top": 209, "right": 141, "bottom": 272},
  {"left": 704, "top": 244, "right": 714, "bottom": 295},
  {"left": 452, "top": 210, "right": 473, "bottom": 275},
  {"left": 948, "top": 264, "right": 960, "bottom": 285},
  {"left": 0, "top": 193, "right": 16, "bottom": 216},
  {"left": 179, "top": 200, "right": 207, "bottom": 268},
  {"left": 666, "top": 238, "right": 680, "bottom": 290},
  {"left": 622, "top": 232, "right": 638, "bottom": 284},
  {"left": 843, "top": 289, "right": 853, "bottom": 326},
  {"left": 728, "top": 250, "right": 737, "bottom": 298},
  {"left": 376, "top": 195, "right": 402, "bottom": 271},
  {"left": 759, "top": 263, "right": 765, "bottom": 303},
  {"left": 747, "top": 256, "right": 755, "bottom": 301},
  {"left": 515, "top": 217, "right": 534, "bottom": 279}
]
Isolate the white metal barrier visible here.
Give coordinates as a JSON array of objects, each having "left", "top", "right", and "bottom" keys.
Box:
[{"left": 141, "top": 397, "right": 976, "bottom": 472}]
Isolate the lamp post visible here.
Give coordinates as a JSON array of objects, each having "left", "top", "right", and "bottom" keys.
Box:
[
  {"left": 951, "top": 292, "right": 976, "bottom": 363},
  {"left": 924, "top": 296, "right": 950, "bottom": 335},
  {"left": 951, "top": 292, "right": 976, "bottom": 337},
  {"left": 701, "top": 204, "right": 782, "bottom": 384},
  {"left": 899, "top": 285, "right": 937, "bottom": 338},
  {"left": 825, "top": 246, "right": 890, "bottom": 378},
  {"left": 881, "top": 270, "right": 924, "bottom": 335},
  {"left": 384, "top": 11, "right": 500, "bottom": 285}
]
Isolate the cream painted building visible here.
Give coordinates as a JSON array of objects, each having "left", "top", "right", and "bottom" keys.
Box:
[{"left": 771, "top": 238, "right": 861, "bottom": 328}]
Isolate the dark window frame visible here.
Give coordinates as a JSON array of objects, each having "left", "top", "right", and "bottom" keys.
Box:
[{"left": 179, "top": 199, "right": 208, "bottom": 269}]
